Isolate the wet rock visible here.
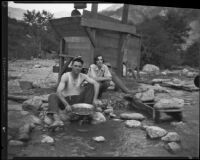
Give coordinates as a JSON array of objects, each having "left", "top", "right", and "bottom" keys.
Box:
[
  {"left": 154, "top": 98, "right": 184, "bottom": 109},
  {"left": 142, "top": 64, "right": 160, "bottom": 73},
  {"left": 104, "top": 108, "right": 113, "bottom": 114},
  {"left": 125, "top": 120, "right": 141, "bottom": 128},
  {"left": 165, "top": 142, "right": 181, "bottom": 153},
  {"left": 135, "top": 89, "right": 155, "bottom": 102},
  {"left": 91, "top": 112, "right": 106, "bottom": 125},
  {"left": 9, "top": 140, "right": 24, "bottom": 146},
  {"left": 93, "top": 136, "right": 105, "bottom": 142},
  {"left": 41, "top": 135, "right": 54, "bottom": 143},
  {"left": 120, "top": 113, "right": 145, "bottom": 121},
  {"left": 22, "top": 96, "right": 43, "bottom": 114},
  {"left": 161, "top": 132, "right": 181, "bottom": 142},
  {"left": 146, "top": 126, "right": 167, "bottom": 139}
]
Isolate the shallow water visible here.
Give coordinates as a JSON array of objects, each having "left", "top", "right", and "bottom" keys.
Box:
[{"left": 8, "top": 90, "right": 199, "bottom": 158}]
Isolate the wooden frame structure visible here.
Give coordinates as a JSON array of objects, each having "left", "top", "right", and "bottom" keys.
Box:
[{"left": 50, "top": 4, "right": 141, "bottom": 83}]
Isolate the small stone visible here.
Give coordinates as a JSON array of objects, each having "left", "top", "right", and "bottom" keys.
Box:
[
  {"left": 125, "top": 120, "right": 141, "bottom": 128},
  {"left": 146, "top": 126, "right": 167, "bottom": 139},
  {"left": 109, "top": 113, "right": 117, "bottom": 118},
  {"left": 112, "top": 118, "right": 123, "bottom": 122},
  {"left": 41, "top": 135, "right": 54, "bottom": 143},
  {"left": 104, "top": 108, "right": 113, "bottom": 114},
  {"left": 161, "top": 132, "right": 181, "bottom": 142},
  {"left": 44, "top": 116, "right": 53, "bottom": 125},
  {"left": 165, "top": 142, "right": 181, "bottom": 153},
  {"left": 93, "top": 136, "right": 105, "bottom": 142},
  {"left": 120, "top": 113, "right": 145, "bottom": 121},
  {"left": 91, "top": 112, "right": 106, "bottom": 125},
  {"left": 9, "top": 140, "right": 24, "bottom": 146}
]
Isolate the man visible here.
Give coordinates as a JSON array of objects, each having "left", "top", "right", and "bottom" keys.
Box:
[
  {"left": 48, "top": 57, "right": 100, "bottom": 128},
  {"left": 87, "top": 55, "right": 112, "bottom": 98},
  {"left": 87, "top": 55, "right": 136, "bottom": 98}
]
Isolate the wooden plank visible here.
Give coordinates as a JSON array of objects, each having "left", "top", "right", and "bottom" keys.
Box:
[
  {"left": 85, "top": 27, "right": 96, "bottom": 47},
  {"left": 58, "top": 39, "right": 65, "bottom": 82},
  {"left": 95, "top": 36, "right": 119, "bottom": 49},
  {"left": 66, "top": 42, "right": 91, "bottom": 49},
  {"left": 83, "top": 10, "right": 121, "bottom": 23},
  {"left": 50, "top": 17, "right": 81, "bottom": 26},
  {"left": 64, "top": 36, "right": 90, "bottom": 43},
  {"left": 81, "top": 17, "right": 136, "bottom": 34},
  {"left": 96, "top": 29, "right": 120, "bottom": 39}
]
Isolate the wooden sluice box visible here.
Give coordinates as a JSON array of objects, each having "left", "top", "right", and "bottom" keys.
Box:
[
  {"left": 50, "top": 8, "right": 141, "bottom": 82},
  {"left": 124, "top": 96, "right": 183, "bottom": 122}
]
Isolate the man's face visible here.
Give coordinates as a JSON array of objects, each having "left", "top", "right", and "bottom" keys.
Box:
[
  {"left": 71, "top": 61, "right": 83, "bottom": 74},
  {"left": 96, "top": 56, "right": 103, "bottom": 67}
]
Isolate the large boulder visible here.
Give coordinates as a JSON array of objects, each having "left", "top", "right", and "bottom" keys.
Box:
[
  {"left": 22, "top": 96, "right": 43, "bottom": 114},
  {"left": 120, "top": 113, "right": 145, "bottom": 121},
  {"left": 154, "top": 98, "right": 184, "bottom": 109},
  {"left": 125, "top": 120, "right": 141, "bottom": 128},
  {"left": 91, "top": 112, "right": 106, "bottom": 125},
  {"left": 161, "top": 132, "right": 181, "bottom": 142},
  {"left": 135, "top": 89, "right": 155, "bottom": 102},
  {"left": 142, "top": 64, "right": 160, "bottom": 73},
  {"left": 146, "top": 126, "right": 167, "bottom": 139}
]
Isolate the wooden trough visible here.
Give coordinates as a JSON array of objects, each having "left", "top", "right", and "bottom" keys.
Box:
[
  {"left": 49, "top": 4, "right": 141, "bottom": 83},
  {"left": 124, "top": 95, "right": 183, "bottom": 122}
]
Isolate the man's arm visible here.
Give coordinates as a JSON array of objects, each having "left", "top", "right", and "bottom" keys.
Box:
[
  {"left": 84, "top": 75, "right": 100, "bottom": 103},
  {"left": 56, "top": 74, "right": 71, "bottom": 111}
]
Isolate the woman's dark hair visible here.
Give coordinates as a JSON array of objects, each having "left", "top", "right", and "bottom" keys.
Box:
[
  {"left": 71, "top": 57, "right": 84, "bottom": 65},
  {"left": 94, "top": 55, "right": 104, "bottom": 64}
]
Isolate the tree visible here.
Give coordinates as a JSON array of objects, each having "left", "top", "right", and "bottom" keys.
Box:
[{"left": 23, "top": 10, "right": 55, "bottom": 57}]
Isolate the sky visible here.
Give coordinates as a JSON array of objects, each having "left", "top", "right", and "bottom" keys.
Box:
[{"left": 8, "top": 1, "right": 117, "bottom": 13}]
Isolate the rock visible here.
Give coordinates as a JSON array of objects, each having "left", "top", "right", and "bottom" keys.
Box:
[
  {"left": 40, "top": 103, "right": 49, "bottom": 111},
  {"left": 22, "top": 96, "right": 43, "bottom": 114},
  {"left": 125, "top": 120, "right": 141, "bottom": 128},
  {"left": 20, "top": 110, "right": 29, "bottom": 115},
  {"left": 120, "top": 113, "right": 145, "bottom": 121},
  {"left": 161, "top": 71, "right": 167, "bottom": 75},
  {"left": 29, "top": 115, "right": 42, "bottom": 125},
  {"left": 19, "top": 81, "right": 33, "bottom": 90},
  {"left": 109, "top": 113, "right": 117, "bottom": 118},
  {"left": 154, "top": 98, "right": 184, "bottom": 109},
  {"left": 142, "top": 64, "right": 160, "bottom": 73},
  {"left": 186, "top": 72, "right": 196, "bottom": 78},
  {"left": 40, "top": 94, "right": 50, "bottom": 103},
  {"left": 91, "top": 112, "right": 106, "bottom": 125},
  {"left": 41, "top": 135, "right": 54, "bottom": 143},
  {"left": 172, "top": 78, "right": 182, "bottom": 84},
  {"left": 104, "top": 108, "right": 113, "bottom": 114},
  {"left": 96, "top": 107, "right": 103, "bottom": 112},
  {"left": 152, "top": 84, "right": 169, "bottom": 93},
  {"left": 135, "top": 89, "right": 155, "bottom": 102},
  {"left": 165, "top": 142, "right": 181, "bottom": 153},
  {"left": 9, "top": 140, "right": 24, "bottom": 146},
  {"left": 112, "top": 118, "right": 123, "bottom": 122},
  {"left": 182, "top": 68, "right": 189, "bottom": 75},
  {"left": 170, "top": 121, "right": 185, "bottom": 127},
  {"left": 152, "top": 79, "right": 171, "bottom": 83},
  {"left": 92, "top": 136, "right": 105, "bottom": 142},
  {"left": 146, "top": 126, "right": 167, "bottom": 139},
  {"left": 161, "top": 132, "right": 181, "bottom": 142},
  {"left": 34, "top": 64, "right": 41, "bottom": 68}
]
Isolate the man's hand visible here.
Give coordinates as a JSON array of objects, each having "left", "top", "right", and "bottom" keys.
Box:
[{"left": 65, "top": 104, "right": 72, "bottom": 112}]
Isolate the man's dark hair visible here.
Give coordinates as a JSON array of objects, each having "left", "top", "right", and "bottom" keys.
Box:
[
  {"left": 94, "top": 55, "right": 104, "bottom": 64},
  {"left": 72, "top": 57, "right": 84, "bottom": 65}
]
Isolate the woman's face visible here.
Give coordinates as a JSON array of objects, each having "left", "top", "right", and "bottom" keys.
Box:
[{"left": 96, "top": 56, "right": 103, "bottom": 67}]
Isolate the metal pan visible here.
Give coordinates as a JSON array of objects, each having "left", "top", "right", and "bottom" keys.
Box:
[{"left": 71, "top": 103, "right": 94, "bottom": 116}]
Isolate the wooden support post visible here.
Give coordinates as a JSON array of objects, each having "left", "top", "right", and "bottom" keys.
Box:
[
  {"left": 117, "top": 4, "right": 129, "bottom": 76},
  {"left": 137, "top": 35, "right": 142, "bottom": 80},
  {"left": 58, "top": 39, "right": 65, "bottom": 83},
  {"left": 91, "top": 3, "right": 98, "bottom": 15}
]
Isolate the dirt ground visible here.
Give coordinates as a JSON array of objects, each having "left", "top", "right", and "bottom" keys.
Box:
[{"left": 6, "top": 59, "right": 199, "bottom": 158}]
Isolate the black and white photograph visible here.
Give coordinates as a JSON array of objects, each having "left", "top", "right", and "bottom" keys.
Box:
[{"left": 2, "top": 1, "right": 200, "bottom": 159}]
